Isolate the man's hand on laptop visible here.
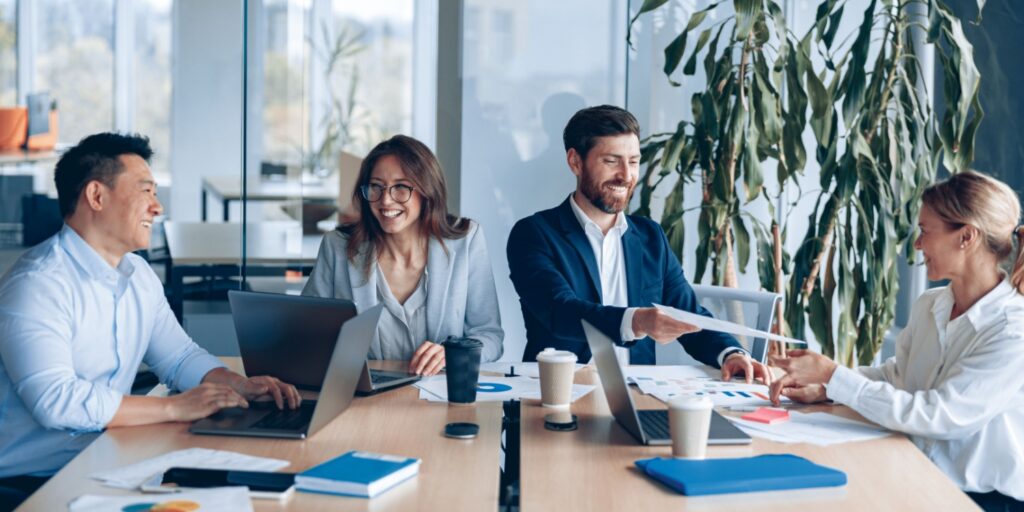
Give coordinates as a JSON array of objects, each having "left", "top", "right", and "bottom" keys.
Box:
[
  {"left": 167, "top": 383, "right": 250, "bottom": 421},
  {"left": 410, "top": 340, "right": 446, "bottom": 376},
  {"left": 631, "top": 307, "right": 701, "bottom": 343},
  {"left": 233, "top": 375, "right": 302, "bottom": 410}
]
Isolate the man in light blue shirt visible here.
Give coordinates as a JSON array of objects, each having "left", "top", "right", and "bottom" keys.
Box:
[{"left": 0, "top": 133, "right": 301, "bottom": 506}]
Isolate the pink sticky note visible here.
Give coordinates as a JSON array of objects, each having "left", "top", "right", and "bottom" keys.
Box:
[{"left": 741, "top": 407, "right": 790, "bottom": 424}]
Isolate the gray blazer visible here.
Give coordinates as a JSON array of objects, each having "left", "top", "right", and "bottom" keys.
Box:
[{"left": 302, "top": 221, "right": 504, "bottom": 362}]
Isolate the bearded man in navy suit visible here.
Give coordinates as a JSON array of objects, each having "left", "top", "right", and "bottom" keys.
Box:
[{"left": 507, "top": 105, "right": 770, "bottom": 383}]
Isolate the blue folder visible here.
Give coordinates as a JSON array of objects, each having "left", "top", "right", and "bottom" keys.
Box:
[{"left": 635, "top": 454, "right": 847, "bottom": 496}]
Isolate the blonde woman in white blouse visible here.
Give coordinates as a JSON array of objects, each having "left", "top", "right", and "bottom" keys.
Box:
[{"left": 770, "top": 171, "right": 1024, "bottom": 511}]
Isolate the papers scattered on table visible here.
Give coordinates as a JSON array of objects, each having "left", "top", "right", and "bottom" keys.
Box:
[
  {"left": 624, "top": 365, "right": 788, "bottom": 408},
  {"left": 414, "top": 376, "right": 595, "bottom": 403},
  {"left": 478, "top": 362, "right": 586, "bottom": 379},
  {"left": 70, "top": 486, "right": 253, "bottom": 512},
  {"left": 653, "top": 303, "right": 808, "bottom": 346},
  {"left": 92, "top": 448, "right": 290, "bottom": 490},
  {"left": 726, "top": 410, "right": 891, "bottom": 446}
]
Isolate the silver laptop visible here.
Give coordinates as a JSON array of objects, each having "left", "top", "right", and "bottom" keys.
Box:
[
  {"left": 189, "top": 305, "right": 384, "bottom": 439},
  {"left": 581, "top": 320, "right": 751, "bottom": 446}
]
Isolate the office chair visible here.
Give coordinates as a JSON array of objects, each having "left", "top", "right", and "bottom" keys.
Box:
[{"left": 654, "top": 284, "right": 781, "bottom": 365}]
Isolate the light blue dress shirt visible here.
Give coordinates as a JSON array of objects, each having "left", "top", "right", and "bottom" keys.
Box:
[{"left": 0, "top": 225, "right": 225, "bottom": 478}]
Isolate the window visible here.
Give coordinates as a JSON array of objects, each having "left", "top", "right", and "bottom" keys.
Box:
[
  {"left": 34, "top": 0, "right": 115, "bottom": 145},
  {"left": 0, "top": 0, "right": 14, "bottom": 105},
  {"left": 134, "top": 0, "right": 173, "bottom": 181}
]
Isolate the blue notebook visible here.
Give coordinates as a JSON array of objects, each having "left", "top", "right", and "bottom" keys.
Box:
[
  {"left": 635, "top": 454, "right": 847, "bottom": 496},
  {"left": 296, "top": 451, "right": 421, "bottom": 498}
]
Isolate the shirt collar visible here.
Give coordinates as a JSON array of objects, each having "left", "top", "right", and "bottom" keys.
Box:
[
  {"left": 930, "top": 279, "right": 1015, "bottom": 333},
  {"left": 59, "top": 224, "right": 137, "bottom": 289},
  {"left": 568, "top": 193, "right": 628, "bottom": 238}
]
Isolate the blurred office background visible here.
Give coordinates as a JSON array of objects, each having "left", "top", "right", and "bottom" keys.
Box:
[{"left": 0, "top": 0, "right": 1019, "bottom": 361}]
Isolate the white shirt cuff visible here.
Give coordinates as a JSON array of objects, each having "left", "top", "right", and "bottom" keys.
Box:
[
  {"left": 824, "top": 365, "right": 864, "bottom": 405},
  {"left": 620, "top": 307, "right": 640, "bottom": 341},
  {"left": 717, "top": 347, "right": 747, "bottom": 367}
]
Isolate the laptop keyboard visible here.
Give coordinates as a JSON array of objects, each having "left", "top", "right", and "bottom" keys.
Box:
[
  {"left": 370, "top": 372, "right": 405, "bottom": 385},
  {"left": 251, "top": 401, "right": 316, "bottom": 431},
  {"left": 637, "top": 410, "right": 671, "bottom": 440}
]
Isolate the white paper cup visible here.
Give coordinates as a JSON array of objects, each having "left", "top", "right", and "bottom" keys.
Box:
[
  {"left": 668, "top": 395, "right": 714, "bottom": 459},
  {"left": 536, "top": 348, "right": 578, "bottom": 408}
]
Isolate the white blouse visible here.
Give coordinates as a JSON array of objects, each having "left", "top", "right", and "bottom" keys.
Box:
[
  {"left": 372, "top": 264, "right": 429, "bottom": 361},
  {"left": 826, "top": 280, "right": 1024, "bottom": 499}
]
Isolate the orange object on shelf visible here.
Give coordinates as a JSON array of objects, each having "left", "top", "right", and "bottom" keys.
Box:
[
  {"left": 27, "top": 110, "right": 59, "bottom": 151},
  {"left": 0, "top": 107, "right": 28, "bottom": 150}
]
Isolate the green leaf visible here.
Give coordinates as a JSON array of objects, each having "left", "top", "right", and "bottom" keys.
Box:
[
  {"left": 732, "top": 214, "right": 752, "bottom": 270},
  {"left": 683, "top": 28, "right": 714, "bottom": 76},
  {"left": 840, "top": 0, "right": 875, "bottom": 126},
  {"left": 663, "top": 31, "right": 689, "bottom": 82},
  {"left": 734, "top": 0, "right": 763, "bottom": 40},
  {"left": 805, "top": 68, "right": 830, "bottom": 119},
  {"left": 627, "top": 0, "right": 671, "bottom": 47}
]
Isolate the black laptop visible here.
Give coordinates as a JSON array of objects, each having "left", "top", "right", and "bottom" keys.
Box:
[
  {"left": 227, "top": 290, "right": 419, "bottom": 393},
  {"left": 189, "top": 305, "right": 383, "bottom": 439},
  {"left": 581, "top": 320, "right": 751, "bottom": 446}
]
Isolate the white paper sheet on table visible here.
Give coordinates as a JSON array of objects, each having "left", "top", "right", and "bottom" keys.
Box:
[
  {"left": 726, "top": 410, "right": 891, "bottom": 446},
  {"left": 479, "top": 362, "right": 586, "bottom": 379},
  {"left": 91, "top": 448, "right": 290, "bottom": 490},
  {"left": 71, "top": 486, "right": 253, "bottom": 512},
  {"left": 623, "top": 365, "right": 787, "bottom": 407},
  {"left": 414, "top": 375, "right": 595, "bottom": 403},
  {"left": 653, "top": 303, "right": 808, "bottom": 346}
]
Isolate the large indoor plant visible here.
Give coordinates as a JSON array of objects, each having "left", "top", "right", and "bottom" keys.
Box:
[{"left": 630, "top": 0, "right": 984, "bottom": 366}]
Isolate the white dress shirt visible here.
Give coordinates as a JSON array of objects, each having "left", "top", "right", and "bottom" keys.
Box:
[
  {"left": 374, "top": 264, "right": 429, "bottom": 360},
  {"left": 826, "top": 280, "right": 1024, "bottom": 499},
  {"left": 0, "top": 225, "right": 225, "bottom": 477},
  {"left": 568, "top": 195, "right": 740, "bottom": 366}
]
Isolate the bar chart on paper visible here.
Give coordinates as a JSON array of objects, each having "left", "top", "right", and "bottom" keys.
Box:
[{"left": 624, "top": 366, "right": 789, "bottom": 407}]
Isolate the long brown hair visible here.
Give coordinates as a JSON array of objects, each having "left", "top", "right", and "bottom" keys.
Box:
[
  {"left": 921, "top": 170, "right": 1024, "bottom": 294},
  {"left": 340, "top": 135, "right": 469, "bottom": 273}
]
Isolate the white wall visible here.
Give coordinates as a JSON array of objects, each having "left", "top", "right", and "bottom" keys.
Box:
[
  {"left": 170, "top": 0, "right": 244, "bottom": 222},
  {"left": 457, "top": 0, "right": 628, "bottom": 361}
]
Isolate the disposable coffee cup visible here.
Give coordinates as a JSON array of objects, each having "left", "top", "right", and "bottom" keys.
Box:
[
  {"left": 443, "top": 336, "right": 483, "bottom": 404},
  {"left": 668, "top": 395, "right": 714, "bottom": 459},
  {"left": 536, "top": 348, "right": 577, "bottom": 408}
]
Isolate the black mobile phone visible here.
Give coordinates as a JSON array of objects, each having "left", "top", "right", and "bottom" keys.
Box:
[{"left": 160, "top": 467, "right": 296, "bottom": 496}]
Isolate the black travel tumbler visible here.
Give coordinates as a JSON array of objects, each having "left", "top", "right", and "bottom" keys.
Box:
[{"left": 443, "top": 336, "right": 483, "bottom": 404}]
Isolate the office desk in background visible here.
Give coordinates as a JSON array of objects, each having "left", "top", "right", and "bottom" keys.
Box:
[
  {"left": 519, "top": 367, "right": 978, "bottom": 511},
  {"left": 17, "top": 360, "right": 504, "bottom": 512},
  {"left": 161, "top": 221, "right": 321, "bottom": 319},
  {"left": 200, "top": 175, "right": 339, "bottom": 222}
]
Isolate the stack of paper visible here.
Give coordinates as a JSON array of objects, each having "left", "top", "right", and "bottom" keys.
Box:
[
  {"left": 92, "top": 448, "right": 290, "bottom": 490},
  {"left": 624, "top": 365, "right": 787, "bottom": 407},
  {"left": 414, "top": 375, "right": 595, "bottom": 403},
  {"left": 726, "top": 410, "right": 891, "bottom": 446},
  {"left": 71, "top": 487, "right": 253, "bottom": 512},
  {"left": 478, "top": 362, "right": 586, "bottom": 378}
]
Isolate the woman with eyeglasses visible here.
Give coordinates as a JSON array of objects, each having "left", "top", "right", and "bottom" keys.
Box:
[
  {"left": 769, "top": 171, "right": 1024, "bottom": 510},
  {"left": 303, "top": 135, "right": 503, "bottom": 375}
]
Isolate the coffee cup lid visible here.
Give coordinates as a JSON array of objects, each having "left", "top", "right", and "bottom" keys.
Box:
[
  {"left": 443, "top": 336, "right": 483, "bottom": 349},
  {"left": 536, "top": 347, "right": 578, "bottom": 364},
  {"left": 668, "top": 394, "right": 713, "bottom": 410}
]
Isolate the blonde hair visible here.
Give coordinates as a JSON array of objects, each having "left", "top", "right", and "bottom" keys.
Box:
[{"left": 922, "top": 170, "right": 1024, "bottom": 294}]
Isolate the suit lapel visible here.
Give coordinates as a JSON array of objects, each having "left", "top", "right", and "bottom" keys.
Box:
[
  {"left": 348, "top": 251, "right": 377, "bottom": 311},
  {"left": 424, "top": 236, "right": 452, "bottom": 341},
  {"left": 557, "top": 199, "right": 603, "bottom": 302},
  {"left": 622, "top": 220, "right": 645, "bottom": 307}
]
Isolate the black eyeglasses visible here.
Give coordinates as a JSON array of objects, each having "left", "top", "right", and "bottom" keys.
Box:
[{"left": 360, "top": 183, "right": 415, "bottom": 204}]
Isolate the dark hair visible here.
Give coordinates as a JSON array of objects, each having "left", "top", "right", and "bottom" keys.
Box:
[
  {"left": 341, "top": 135, "right": 469, "bottom": 272},
  {"left": 562, "top": 105, "right": 640, "bottom": 159},
  {"left": 54, "top": 132, "right": 153, "bottom": 218}
]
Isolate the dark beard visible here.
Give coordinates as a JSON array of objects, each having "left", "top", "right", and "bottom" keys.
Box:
[{"left": 580, "top": 172, "right": 634, "bottom": 214}]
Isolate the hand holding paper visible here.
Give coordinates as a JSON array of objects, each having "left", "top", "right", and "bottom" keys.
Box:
[{"left": 652, "top": 304, "right": 808, "bottom": 347}]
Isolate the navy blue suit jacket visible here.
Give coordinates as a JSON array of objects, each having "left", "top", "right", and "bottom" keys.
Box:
[{"left": 506, "top": 198, "right": 741, "bottom": 366}]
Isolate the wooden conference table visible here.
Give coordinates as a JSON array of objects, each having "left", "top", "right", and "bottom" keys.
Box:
[
  {"left": 20, "top": 364, "right": 977, "bottom": 511},
  {"left": 17, "top": 361, "right": 503, "bottom": 511},
  {"left": 201, "top": 175, "right": 339, "bottom": 222}
]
